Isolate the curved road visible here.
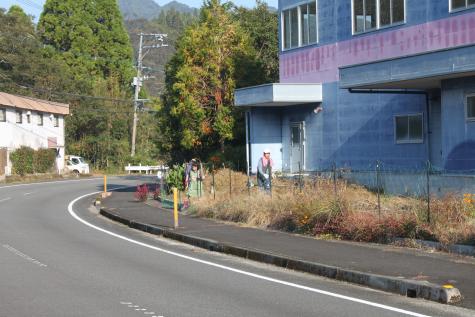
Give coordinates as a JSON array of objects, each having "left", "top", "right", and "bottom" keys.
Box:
[{"left": 0, "top": 176, "right": 472, "bottom": 317}]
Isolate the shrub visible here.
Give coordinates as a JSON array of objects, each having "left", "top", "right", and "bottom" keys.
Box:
[
  {"left": 10, "top": 146, "right": 35, "bottom": 175},
  {"left": 152, "top": 184, "right": 161, "bottom": 200},
  {"left": 191, "top": 169, "right": 475, "bottom": 247},
  {"left": 269, "top": 213, "right": 298, "bottom": 232},
  {"left": 166, "top": 164, "right": 185, "bottom": 192},
  {"left": 34, "top": 149, "right": 57, "bottom": 173},
  {"left": 10, "top": 147, "right": 56, "bottom": 175},
  {"left": 134, "top": 184, "right": 149, "bottom": 201}
]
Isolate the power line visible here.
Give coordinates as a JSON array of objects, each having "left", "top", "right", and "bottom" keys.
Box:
[
  {"left": 6, "top": 82, "right": 134, "bottom": 104},
  {"left": 131, "top": 32, "right": 168, "bottom": 157},
  {"left": 1, "top": 82, "right": 161, "bottom": 115}
]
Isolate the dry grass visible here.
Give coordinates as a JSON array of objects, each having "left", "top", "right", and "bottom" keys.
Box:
[{"left": 191, "top": 169, "right": 475, "bottom": 246}]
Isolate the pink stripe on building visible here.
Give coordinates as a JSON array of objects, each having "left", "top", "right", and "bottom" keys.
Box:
[{"left": 280, "top": 11, "right": 475, "bottom": 84}]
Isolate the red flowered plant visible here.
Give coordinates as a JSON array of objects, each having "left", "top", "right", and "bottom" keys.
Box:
[{"left": 134, "top": 184, "right": 149, "bottom": 202}]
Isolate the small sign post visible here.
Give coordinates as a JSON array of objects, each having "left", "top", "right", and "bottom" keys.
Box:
[
  {"left": 173, "top": 187, "right": 179, "bottom": 229},
  {"left": 104, "top": 175, "right": 107, "bottom": 194}
]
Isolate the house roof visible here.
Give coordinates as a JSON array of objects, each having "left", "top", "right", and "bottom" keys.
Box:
[{"left": 0, "top": 92, "right": 69, "bottom": 115}]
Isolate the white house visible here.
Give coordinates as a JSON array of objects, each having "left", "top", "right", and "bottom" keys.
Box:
[{"left": 0, "top": 92, "right": 69, "bottom": 176}]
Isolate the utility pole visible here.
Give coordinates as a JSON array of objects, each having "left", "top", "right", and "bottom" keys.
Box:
[{"left": 131, "top": 33, "right": 168, "bottom": 156}]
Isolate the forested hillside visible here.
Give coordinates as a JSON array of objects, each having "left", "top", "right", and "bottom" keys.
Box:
[
  {"left": 118, "top": 0, "right": 198, "bottom": 21},
  {"left": 0, "top": 0, "right": 278, "bottom": 169},
  {"left": 125, "top": 9, "right": 199, "bottom": 96}
]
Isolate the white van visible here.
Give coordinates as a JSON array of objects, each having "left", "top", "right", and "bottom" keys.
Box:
[{"left": 65, "top": 155, "right": 90, "bottom": 176}]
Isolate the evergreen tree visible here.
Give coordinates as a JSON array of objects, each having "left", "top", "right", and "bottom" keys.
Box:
[
  {"left": 38, "top": 0, "right": 134, "bottom": 89},
  {"left": 37, "top": 0, "right": 137, "bottom": 169},
  {"left": 162, "top": 0, "right": 253, "bottom": 159},
  {"left": 0, "top": 6, "right": 73, "bottom": 97},
  {"left": 233, "top": 0, "right": 279, "bottom": 85}
]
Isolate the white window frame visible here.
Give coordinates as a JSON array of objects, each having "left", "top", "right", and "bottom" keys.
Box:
[
  {"left": 53, "top": 114, "right": 59, "bottom": 127},
  {"left": 466, "top": 94, "right": 475, "bottom": 122},
  {"left": 394, "top": 113, "right": 424, "bottom": 144},
  {"left": 16, "top": 110, "right": 22, "bottom": 124},
  {"left": 37, "top": 112, "right": 44, "bottom": 126},
  {"left": 352, "top": 0, "right": 406, "bottom": 35},
  {"left": 449, "top": 0, "right": 475, "bottom": 12},
  {"left": 0, "top": 108, "right": 5, "bottom": 122},
  {"left": 281, "top": 1, "right": 318, "bottom": 51}
]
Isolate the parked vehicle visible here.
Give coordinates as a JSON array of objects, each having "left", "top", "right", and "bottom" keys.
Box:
[{"left": 65, "top": 155, "right": 90, "bottom": 176}]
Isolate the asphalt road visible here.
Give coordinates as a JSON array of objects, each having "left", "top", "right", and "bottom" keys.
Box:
[{"left": 0, "top": 176, "right": 473, "bottom": 317}]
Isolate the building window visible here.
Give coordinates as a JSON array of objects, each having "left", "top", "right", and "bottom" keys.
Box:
[
  {"left": 450, "top": 0, "right": 475, "bottom": 11},
  {"left": 53, "top": 115, "right": 59, "bottom": 127},
  {"left": 395, "top": 114, "right": 423, "bottom": 143},
  {"left": 0, "top": 108, "right": 5, "bottom": 122},
  {"left": 353, "top": 0, "right": 405, "bottom": 34},
  {"left": 282, "top": 1, "right": 318, "bottom": 50},
  {"left": 16, "top": 110, "right": 22, "bottom": 124},
  {"left": 283, "top": 7, "right": 299, "bottom": 49},
  {"left": 300, "top": 2, "right": 318, "bottom": 46},
  {"left": 467, "top": 95, "right": 475, "bottom": 120},
  {"left": 26, "top": 113, "right": 31, "bottom": 124},
  {"left": 37, "top": 113, "right": 43, "bottom": 126}
]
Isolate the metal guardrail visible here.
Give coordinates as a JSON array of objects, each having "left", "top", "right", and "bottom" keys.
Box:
[{"left": 125, "top": 164, "right": 169, "bottom": 175}]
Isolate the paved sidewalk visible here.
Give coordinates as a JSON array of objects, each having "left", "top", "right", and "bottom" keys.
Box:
[{"left": 101, "top": 188, "right": 475, "bottom": 309}]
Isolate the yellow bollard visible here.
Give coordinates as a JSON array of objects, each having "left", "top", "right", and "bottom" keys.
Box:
[
  {"left": 173, "top": 187, "right": 179, "bottom": 229},
  {"left": 104, "top": 175, "right": 107, "bottom": 193}
]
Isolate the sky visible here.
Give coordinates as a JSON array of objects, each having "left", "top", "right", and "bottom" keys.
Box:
[{"left": 0, "top": 0, "right": 279, "bottom": 20}]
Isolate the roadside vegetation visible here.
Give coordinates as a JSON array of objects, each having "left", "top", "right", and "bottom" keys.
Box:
[{"left": 191, "top": 169, "right": 475, "bottom": 247}]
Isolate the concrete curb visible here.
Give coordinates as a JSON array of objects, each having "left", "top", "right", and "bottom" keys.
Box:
[{"left": 100, "top": 207, "right": 462, "bottom": 305}]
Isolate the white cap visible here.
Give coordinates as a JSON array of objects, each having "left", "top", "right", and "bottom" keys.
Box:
[{"left": 263, "top": 148, "right": 271, "bottom": 154}]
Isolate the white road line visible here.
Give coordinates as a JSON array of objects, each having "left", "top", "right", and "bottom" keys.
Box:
[
  {"left": 68, "top": 192, "right": 432, "bottom": 317},
  {"left": 0, "top": 197, "right": 12, "bottom": 203},
  {"left": 0, "top": 178, "right": 102, "bottom": 190},
  {"left": 24, "top": 192, "right": 35, "bottom": 196},
  {"left": 2, "top": 244, "right": 47, "bottom": 267}
]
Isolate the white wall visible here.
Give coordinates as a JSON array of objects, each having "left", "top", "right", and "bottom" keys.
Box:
[
  {"left": 249, "top": 108, "right": 283, "bottom": 173},
  {"left": 0, "top": 107, "right": 66, "bottom": 175}
]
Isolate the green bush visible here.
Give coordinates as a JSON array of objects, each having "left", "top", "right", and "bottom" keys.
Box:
[
  {"left": 10, "top": 147, "right": 56, "bottom": 175},
  {"left": 10, "top": 146, "right": 35, "bottom": 176},
  {"left": 127, "top": 154, "right": 157, "bottom": 166},
  {"left": 34, "top": 149, "right": 57, "bottom": 173},
  {"left": 166, "top": 164, "right": 185, "bottom": 192}
]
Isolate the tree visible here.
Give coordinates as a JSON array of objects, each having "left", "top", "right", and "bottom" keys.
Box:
[
  {"left": 0, "top": 6, "right": 74, "bottom": 98},
  {"left": 37, "top": 0, "right": 141, "bottom": 169},
  {"left": 65, "top": 76, "right": 132, "bottom": 169},
  {"left": 38, "top": 0, "right": 134, "bottom": 89},
  {"left": 0, "top": 7, "right": 40, "bottom": 92},
  {"left": 162, "top": 0, "right": 253, "bottom": 160},
  {"left": 233, "top": 0, "right": 279, "bottom": 85}
]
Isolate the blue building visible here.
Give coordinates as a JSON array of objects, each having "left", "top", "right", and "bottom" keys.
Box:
[{"left": 236, "top": 0, "right": 475, "bottom": 176}]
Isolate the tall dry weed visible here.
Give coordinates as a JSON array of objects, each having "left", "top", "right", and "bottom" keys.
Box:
[{"left": 191, "top": 169, "right": 475, "bottom": 245}]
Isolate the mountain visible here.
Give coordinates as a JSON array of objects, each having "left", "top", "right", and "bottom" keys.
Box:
[
  {"left": 118, "top": 0, "right": 196, "bottom": 21},
  {"left": 118, "top": 0, "right": 160, "bottom": 20},
  {"left": 161, "top": 1, "right": 197, "bottom": 14}
]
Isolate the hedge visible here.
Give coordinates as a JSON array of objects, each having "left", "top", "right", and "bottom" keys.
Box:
[{"left": 10, "top": 146, "right": 57, "bottom": 176}]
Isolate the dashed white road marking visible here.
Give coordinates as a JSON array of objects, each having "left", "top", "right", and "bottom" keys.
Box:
[
  {"left": 2, "top": 244, "right": 47, "bottom": 267},
  {"left": 120, "top": 301, "right": 163, "bottom": 316},
  {"left": 0, "top": 178, "right": 101, "bottom": 190},
  {"left": 24, "top": 192, "right": 35, "bottom": 196},
  {"left": 0, "top": 197, "right": 12, "bottom": 203},
  {"left": 71, "top": 192, "right": 431, "bottom": 317}
]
